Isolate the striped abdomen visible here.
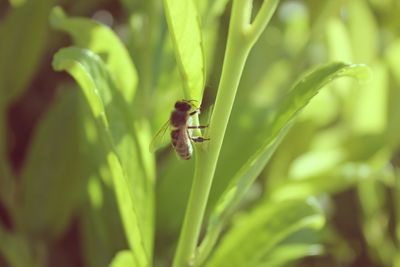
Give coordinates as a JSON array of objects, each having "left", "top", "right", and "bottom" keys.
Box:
[{"left": 171, "top": 129, "right": 193, "bottom": 160}]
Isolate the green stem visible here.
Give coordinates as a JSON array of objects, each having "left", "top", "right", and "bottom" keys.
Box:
[{"left": 172, "top": 1, "right": 280, "bottom": 266}]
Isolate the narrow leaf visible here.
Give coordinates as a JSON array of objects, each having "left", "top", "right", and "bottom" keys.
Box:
[
  {"left": 52, "top": 47, "right": 149, "bottom": 266},
  {"left": 196, "top": 122, "right": 292, "bottom": 266},
  {"left": 270, "top": 63, "right": 369, "bottom": 136},
  {"left": 163, "top": 0, "right": 205, "bottom": 101},
  {"left": 52, "top": 48, "right": 109, "bottom": 125},
  {"left": 50, "top": 6, "right": 138, "bottom": 102},
  {"left": 270, "top": 163, "right": 384, "bottom": 201},
  {"left": 198, "top": 62, "right": 369, "bottom": 264},
  {"left": 109, "top": 250, "right": 136, "bottom": 267},
  {"left": 52, "top": 13, "right": 154, "bottom": 249},
  {"left": 0, "top": 224, "right": 37, "bottom": 267},
  {"left": 205, "top": 200, "right": 325, "bottom": 267},
  {"left": 18, "top": 90, "right": 87, "bottom": 240},
  {"left": 0, "top": 0, "right": 52, "bottom": 104},
  {"left": 257, "top": 244, "right": 324, "bottom": 267}
]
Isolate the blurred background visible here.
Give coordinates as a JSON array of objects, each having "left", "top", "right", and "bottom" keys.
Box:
[{"left": 0, "top": 0, "right": 399, "bottom": 266}]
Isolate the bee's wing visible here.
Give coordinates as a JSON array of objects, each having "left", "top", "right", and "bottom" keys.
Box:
[{"left": 149, "top": 120, "right": 170, "bottom": 153}]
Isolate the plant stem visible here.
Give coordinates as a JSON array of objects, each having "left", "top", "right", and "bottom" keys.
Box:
[{"left": 172, "top": 1, "right": 280, "bottom": 266}]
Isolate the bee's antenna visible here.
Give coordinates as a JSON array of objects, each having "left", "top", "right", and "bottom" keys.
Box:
[
  {"left": 184, "top": 99, "right": 200, "bottom": 109},
  {"left": 184, "top": 99, "right": 198, "bottom": 103}
]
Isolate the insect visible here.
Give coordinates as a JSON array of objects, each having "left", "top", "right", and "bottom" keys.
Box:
[{"left": 150, "top": 100, "right": 209, "bottom": 160}]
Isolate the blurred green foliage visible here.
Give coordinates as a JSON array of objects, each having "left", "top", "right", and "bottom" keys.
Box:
[{"left": 0, "top": 0, "right": 399, "bottom": 267}]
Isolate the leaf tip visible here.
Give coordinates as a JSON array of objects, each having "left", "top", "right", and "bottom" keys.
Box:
[
  {"left": 340, "top": 63, "right": 372, "bottom": 83},
  {"left": 49, "top": 6, "right": 67, "bottom": 29}
]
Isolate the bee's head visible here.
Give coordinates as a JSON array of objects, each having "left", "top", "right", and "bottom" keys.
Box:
[{"left": 175, "top": 100, "right": 192, "bottom": 112}]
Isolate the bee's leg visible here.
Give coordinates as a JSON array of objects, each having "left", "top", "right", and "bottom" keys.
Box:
[
  {"left": 191, "top": 136, "right": 210, "bottom": 143},
  {"left": 188, "top": 125, "right": 209, "bottom": 129},
  {"left": 189, "top": 109, "right": 200, "bottom": 116}
]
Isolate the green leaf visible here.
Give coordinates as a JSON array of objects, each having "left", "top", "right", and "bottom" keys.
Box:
[
  {"left": 52, "top": 18, "right": 154, "bottom": 252},
  {"left": 386, "top": 39, "right": 400, "bottom": 84},
  {"left": 205, "top": 200, "right": 325, "bottom": 267},
  {"left": 270, "top": 63, "right": 369, "bottom": 137},
  {"left": 52, "top": 47, "right": 150, "bottom": 266},
  {"left": 163, "top": 0, "right": 205, "bottom": 101},
  {"left": 358, "top": 177, "right": 397, "bottom": 265},
  {"left": 385, "top": 39, "right": 400, "bottom": 149},
  {"left": 8, "top": 0, "right": 26, "bottom": 7},
  {"left": 80, "top": 175, "right": 128, "bottom": 267},
  {"left": 109, "top": 250, "right": 136, "bottom": 267},
  {"left": 50, "top": 6, "right": 138, "bottom": 103},
  {"left": 52, "top": 48, "right": 109, "bottom": 125},
  {"left": 0, "top": 224, "right": 38, "bottom": 267},
  {"left": 18, "top": 89, "right": 87, "bottom": 240},
  {"left": 196, "top": 122, "right": 292, "bottom": 266},
  {"left": 396, "top": 170, "right": 400, "bottom": 245},
  {"left": 351, "top": 62, "right": 388, "bottom": 135},
  {"left": 198, "top": 62, "right": 369, "bottom": 264},
  {"left": 257, "top": 244, "right": 324, "bottom": 267},
  {"left": 0, "top": 0, "right": 52, "bottom": 104},
  {"left": 270, "top": 163, "right": 387, "bottom": 201},
  {"left": 347, "top": 0, "right": 378, "bottom": 63}
]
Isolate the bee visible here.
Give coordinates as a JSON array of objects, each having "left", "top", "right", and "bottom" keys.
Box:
[{"left": 150, "top": 100, "right": 209, "bottom": 160}]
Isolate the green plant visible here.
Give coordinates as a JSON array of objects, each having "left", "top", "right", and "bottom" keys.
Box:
[{"left": 0, "top": 0, "right": 399, "bottom": 267}]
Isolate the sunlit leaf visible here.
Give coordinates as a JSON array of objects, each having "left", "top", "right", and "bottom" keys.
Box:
[
  {"left": 384, "top": 39, "right": 400, "bottom": 150},
  {"left": 270, "top": 63, "right": 369, "bottom": 136},
  {"left": 270, "top": 163, "right": 389, "bottom": 201},
  {"left": 205, "top": 200, "right": 325, "bottom": 267},
  {"left": 51, "top": 9, "right": 155, "bottom": 249},
  {"left": 163, "top": 0, "right": 205, "bottom": 102},
  {"left": 78, "top": 103, "right": 128, "bottom": 267},
  {"left": 326, "top": 18, "right": 353, "bottom": 63},
  {"left": 194, "top": 0, "right": 229, "bottom": 76},
  {"left": 386, "top": 39, "right": 400, "bottom": 83},
  {"left": 347, "top": 0, "right": 378, "bottom": 63},
  {"left": 351, "top": 62, "right": 387, "bottom": 134},
  {"left": 196, "top": 123, "right": 291, "bottom": 266},
  {"left": 50, "top": 6, "right": 138, "bottom": 103},
  {"left": 80, "top": 174, "right": 128, "bottom": 267},
  {"left": 109, "top": 250, "right": 136, "bottom": 267},
  {"left": 257, "top": 244, "right": 324, "bottom": 267},
  {"left": 52, "top": 48, "right": 109, "bottom": 124},
  {"left": 52, "top": 47, "right": 149, "bottom": 266},
  {"left": 199, "top": 62, "right": 370, "bottom": 263}
]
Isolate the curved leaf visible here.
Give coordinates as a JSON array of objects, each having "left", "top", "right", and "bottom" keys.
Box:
[
  {"left": 205, "top": 200, "right": 325, "bottom": 267},
  {"left": 52, "top": 48, "right": 109, "bottom": 125},
  {"left": 257, "top": 244, "right": 324, "bottom": 267},
  {"left": 50, "top": 6, "right": 138, "bottom": 102},
  {"left": 109, "top": 250, "right": 136, "bottom": 267},
  {"left": 163, "top": 0, "right": 205, "bottom": 101},
  {"left": 52, "top": 47, "right": 149, "bottom": 266},
  {"left": 198, "top": 62, "right": 370, "bottom": 264}
]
